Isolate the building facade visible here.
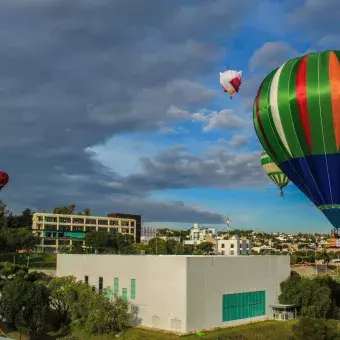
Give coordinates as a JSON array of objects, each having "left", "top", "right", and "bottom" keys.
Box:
[
  {"left": 184, "top": 224, "right": 216, "bottom": 246},
  {"left": 57, "top": 254, "right": 290, "bottom": 333},
  {"left": 217, "top": 236, "right": 252, "bottom": 255},
  {"left": 32, "top": 213, "right": 141, "bottom": 252},
  {"left": 141, "top": 226, "right": 157, "bottom": 244}
]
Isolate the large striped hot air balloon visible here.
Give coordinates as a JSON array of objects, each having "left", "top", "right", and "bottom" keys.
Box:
[
  {"left": 261, "top": 151, "right": 289, "bottom": 197},
  {"left": 253, "top": 50, "right": 340, "bottom": 235}
]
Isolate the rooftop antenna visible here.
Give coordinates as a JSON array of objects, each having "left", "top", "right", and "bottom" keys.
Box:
[{"left": 225, "top": 216, "right": 232, "bottom": 232}]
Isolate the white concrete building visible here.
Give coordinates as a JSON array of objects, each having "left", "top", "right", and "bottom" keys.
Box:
[
  {"left": 57, "top": 254, "right": 290, "bottom": 333},
  {"left": 217, "top": 236, "right": 252, "bottom": 255},
  {"left": 184, "top": 224, "right": 216, "bottom": 246}
]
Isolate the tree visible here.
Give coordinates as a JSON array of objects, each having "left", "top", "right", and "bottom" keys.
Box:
[
  {"left": 0, "top": 262, "right": 27, "bottom": 291},
  {"left": 165, "top": 239, "right": 184, "bottom": 255},
  {"left": 70, "top": 282, "right": 130, "bottom": 335},
  {"left": 116, "top": 234, "right": 135, "bottom": 254},
  {"left": 0, "top": 200, "right": 8, "bottom": 228},
  {"left": 45, "top": 276, "right": 81, "bottom": 325},
  {"left": 20, "top": 282, "right": 51, "bottom": 338},
  {"left": 133, "top": 242, "right": 151, "bottom": 254},
  {"left": 1, "top": 228, "right": 38, "bottom": 252},
  {"left": 293, "top": 318, "right": 340, "bottom": 340},
  {"left": 194, "top": 242, "right": 214, "bottom": 255},
  {"left": 279, "top": 272, "right": 337, "bottom": 319},
  {"left": 17, "top": 209, "right": 35, "bottom": 228},
  {"left": 148, "top": 238, "right": 167, "bottom": 255},
  {"left": 184, "top": 245, "right": 194, "bottom": 255},
  {"left": 84, "top": 232, "right": 114, "bottom": 253},
  {"left": 53, "top": 204, "right": 76, "bottom": 215},
  {"left": 82, "top": 296, "right": 130, "bottom": 335},
  {"left": 77, "top": 208, "right": 91, "bottom": 216},
  {"left": 0, "top": 278, "right": 32, "bottom": 326},
  {"left": 0, "top": 278, "right": 51, "bottom": 338}
]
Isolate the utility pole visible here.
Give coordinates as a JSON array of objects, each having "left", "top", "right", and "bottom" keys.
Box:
[
  {"left": 155, "top": 228, "right": 158, "bottom": 255},
  {"left": 315, "top": 243, "right": 318, "bottom": 276}
]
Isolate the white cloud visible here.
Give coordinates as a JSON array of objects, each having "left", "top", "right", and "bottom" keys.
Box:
[
  {"left": 158, "top": 125, "right": 189, "bottom": 135},
  {"left": 248, "top": 41, "right": 300, "bottom": 73},
  {"left": 87, "top": 136, "right": 160, "bottom": 176},
  {"left": 228, "top": 135, "right": 249, "bottom": 148},
  {"left": 192, "top": 109, "right": 246, "bottom": 132}
]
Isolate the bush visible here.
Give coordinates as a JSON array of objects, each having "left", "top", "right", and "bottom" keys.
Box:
[{"left": 293, "top": 318, "right": 340, "bottom": 340}]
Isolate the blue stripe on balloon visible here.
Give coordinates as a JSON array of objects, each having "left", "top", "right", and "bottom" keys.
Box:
[
  {"left": 322, "top": 209, "right": 340, "bottom": 229},
  {"left": 279, "top": 153, "right": 340, "bottom": 228}
]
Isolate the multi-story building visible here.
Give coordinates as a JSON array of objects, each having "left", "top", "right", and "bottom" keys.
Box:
[
  {"left": 57, "top": 254, "right": 290, "bottom": 333},
  {"left": 141, "top": 226, "right": 157, "bottom": 244},
  {"left": 32, "top": 212, "right": 141, "bottom": 252},
  {"left": 217, "top": 236, "right": 252, "bottom": 256},
  {"left": 184, "top": 223, "right": 216, "bottom": 246}
]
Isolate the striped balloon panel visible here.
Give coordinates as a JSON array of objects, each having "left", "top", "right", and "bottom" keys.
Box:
[
  {"left": 261, "top": 152, "right": 289, "bottom": 189},
  {"left": 254, "top": 51, "right": 340, "bottom": 227}
]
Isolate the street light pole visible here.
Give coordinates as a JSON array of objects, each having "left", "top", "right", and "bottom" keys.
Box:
[
  {"left": 156, "top": 229, "right": 158, "bottom": 255},
  {"left": 315, "top": 243, "right": 318, "bottom": 276}
]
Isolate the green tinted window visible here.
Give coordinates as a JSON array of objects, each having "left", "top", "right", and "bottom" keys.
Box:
[
  {"left": 114, "top": 278, "right": 119, "bottom": 296},
  {"left": 222, "top": 291, "right": 266, "bottom": 322},
  {"left": 131, "top": 279, "right": 136, "bottom": 299},
  {"left": 106, "top": 286, "right": 112, "bottom": 300},
  {"left": 122, "top": 288, "right": 128, "bottom": 301}
]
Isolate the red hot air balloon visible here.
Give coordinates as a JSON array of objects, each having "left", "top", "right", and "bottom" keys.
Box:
[{"left": 0, "top": 171, "right": 9, "bottom": 191}]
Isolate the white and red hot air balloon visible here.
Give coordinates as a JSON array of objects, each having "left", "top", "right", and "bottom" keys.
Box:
[{"left": 219, "top": 70, "right": 242, "bottom": 99}]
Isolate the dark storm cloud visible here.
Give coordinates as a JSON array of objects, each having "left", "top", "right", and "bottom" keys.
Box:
[
  {"left": 119, "top": 146, "right": 267, "bottom": 192},
  {"left": 0, "top": 0, "right": 256, "bottom": 222}
]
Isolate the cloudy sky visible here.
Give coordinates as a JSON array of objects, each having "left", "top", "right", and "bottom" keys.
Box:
[{"left": 0, "top": 0, "right": 339, "bottom": 232}]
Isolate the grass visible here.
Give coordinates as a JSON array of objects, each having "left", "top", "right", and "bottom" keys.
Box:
[
  {"left": 0, "top": 252, "right": 57, "bottom": 269},
  {"left": 4, "top": 320, "right": 297, "bottom": 340}
]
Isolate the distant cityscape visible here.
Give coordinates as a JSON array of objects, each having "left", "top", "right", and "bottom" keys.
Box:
[{"left": 31, "top": 211, "right": 339, "bottom": 258}]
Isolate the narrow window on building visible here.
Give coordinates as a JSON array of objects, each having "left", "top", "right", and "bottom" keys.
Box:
[
  {"left": 221, "top": 244, "right": 225, "bottom": 248},
  {"left": 84, "top": 275, "right": 89, "bottom": 284},
  {"left": 99, "top": 277, "right": 103, "bottom": 294},
  {"left": 92, "top": 285, "right": 96, "bottom": 292},
  {"left": 114, "top": 277, "right": 119, "bottom": 296},
  {"left": 106, "top": 286, "right": 112, "bottom": 301},
  {"left": 231, "top": 244, "right": 234, "bottom": 248},
  {"left": 131, "top": 279, "right": 136, "bottom": 299},
  {"left": 122, "top": 288, "right": 128, "bottom": 301}
]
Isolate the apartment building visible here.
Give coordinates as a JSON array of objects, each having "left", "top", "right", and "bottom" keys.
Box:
[
  {"left": 217, "top": 236, "right": 252, "bottom": 256},
  {"left": 32, "top": 212, "right": 141, "bottom": 252}
]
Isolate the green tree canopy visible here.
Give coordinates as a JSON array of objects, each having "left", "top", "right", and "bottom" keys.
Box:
[
  {"left": 194, "top": 242, "right": 214, "bottom": 255},
  {"left": 279, "top": 273, "right": 340, "bottom": 319},
  {"left": 293, "top": 318, "right": 340, "bottom": 340},
  {"left": 148, "top": 237, "right": 167, "bottom": 255},
  {"left": 53, "top": 204, "right": 76, "bottom": 215}
]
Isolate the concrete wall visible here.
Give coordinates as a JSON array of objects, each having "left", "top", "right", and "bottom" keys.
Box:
[
  {"left": 57, "top": 254, "right": 290, "bottom": 334},
  {"left": 186, "top": 255, "right": 290, "bottom": 332},
  {"left": 57, "top": 254, "right": 188, "bottom": 333}
]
